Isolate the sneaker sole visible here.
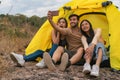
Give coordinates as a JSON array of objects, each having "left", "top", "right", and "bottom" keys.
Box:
[
  {"left": 10, "top": 53, "right": 23, "bottom": 67},
  {"left": 59, "top": 52, "right": 68, "bottom": 71},
  {"left": 83, "top": 70, "right": 91, "bottom": 74},
  {"left": 90, "top": 72, "right": 99, "bottom": 77},
  {"left": 43, "top": 52, "right": 56, "bottom": 71}
]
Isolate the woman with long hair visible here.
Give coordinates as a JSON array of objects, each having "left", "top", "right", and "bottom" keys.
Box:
[{"left": 80, "top": 19, "right": 108, "bottom": 77}]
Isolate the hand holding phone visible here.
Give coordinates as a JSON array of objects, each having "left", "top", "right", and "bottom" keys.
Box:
[
  {"left": 47, "top": 10, "right": 59, "bottom": 21},
  {"left": 50, "top": 10, "right": 59, "bottom": 16}
]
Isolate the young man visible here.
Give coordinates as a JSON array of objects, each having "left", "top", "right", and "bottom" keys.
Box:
[{"left": 43, "top": 12, "right": 84, "bottom": 71}]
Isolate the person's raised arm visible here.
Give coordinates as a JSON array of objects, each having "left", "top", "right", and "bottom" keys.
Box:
[
  {"left": 91, "top": 28, "right": 102, "bottom": 45},
  {"left": 47, "top": 11, "right": 67, "bottom": 35}
]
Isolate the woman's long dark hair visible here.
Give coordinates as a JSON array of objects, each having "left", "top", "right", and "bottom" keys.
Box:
[{"left": 80, "top": 19, "right": 94, "bottom": 44}]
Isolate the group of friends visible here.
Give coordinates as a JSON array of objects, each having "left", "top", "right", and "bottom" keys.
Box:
[{"left": 10, "top": 11, "right": 109, "bottom": 77}]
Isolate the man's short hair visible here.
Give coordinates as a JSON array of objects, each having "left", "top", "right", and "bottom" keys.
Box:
[{"left": 68, "top": 14, "right": 79, "bottom": 20}]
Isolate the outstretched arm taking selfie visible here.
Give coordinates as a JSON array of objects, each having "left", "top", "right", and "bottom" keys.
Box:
[{"left": 47, "top": 11, "right": 67, "bottom": 35}]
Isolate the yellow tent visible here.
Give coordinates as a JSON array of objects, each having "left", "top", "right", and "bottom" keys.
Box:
[{"left": 25, "top": 0, "right": 120, "bottom": 70}]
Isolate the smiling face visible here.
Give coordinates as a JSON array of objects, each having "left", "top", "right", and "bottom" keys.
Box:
[
  {"left": 69, "top": 16, "right": 79, "bottom": 28},
  {"left": 80, "top": 20, "right": 94, "bottom": 38},
  {"left": 57, "top": 18, "right": 67, "bottom": 28},
  {"left": 81, "top": 20, "right": 90, "bottom": 32}
]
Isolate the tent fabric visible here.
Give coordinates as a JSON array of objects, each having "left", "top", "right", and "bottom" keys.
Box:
[
  {"left": 25, "top": 0, "right": 120, "bottom": 70},
  {"left": 25, "top": 20, "right": 53, "bottom": 55},
  {"left": 106, "top": 5, "right": 120, "bottom": 70}
]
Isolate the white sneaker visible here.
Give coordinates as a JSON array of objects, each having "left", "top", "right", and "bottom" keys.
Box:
[
  {"left": 36, "top": 59, "right": 46, "bottom": 68},
  {"left": 90, "top": 65, "right": 99, "bottom": 77},
  {"left": 10, "top": 52, "right": 25, "bottom": 67},
  {"left": 82, "top": 63, "right": 91, "bottom": 74}
]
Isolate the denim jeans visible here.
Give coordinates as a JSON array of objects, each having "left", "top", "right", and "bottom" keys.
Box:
[
  {"left": 24, "top": 44, "right": 58, "bottom": 61},
  {"left": 24, "top": 50, "right": 44, "bottom": 61}
]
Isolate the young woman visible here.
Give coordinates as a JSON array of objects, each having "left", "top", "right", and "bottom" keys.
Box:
[
  {"left": 36, "top": 16, "right": 68, "bottom": 68},
  {"left": 10, "top": 12, "right": 67, "bottom": 68},
  {"left": 80, "top": 19, "right": 108, "bottom": 77}
]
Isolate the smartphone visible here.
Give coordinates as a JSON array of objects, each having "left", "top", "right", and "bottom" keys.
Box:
[{"left": 51, "top": 10, "right": 59, "bottom": 16}]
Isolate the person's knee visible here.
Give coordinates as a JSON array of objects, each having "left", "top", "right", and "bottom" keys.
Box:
[
  {"left": 95, "top": 43, "right": 105, "bottom": 54},
  {"left": 77, "top": 47, "right": 84, "bottom": 53},
  {"left": 96, "top": 43, "right": 104, "bottom": 48},
  {"left": 57, "top": 46, "right": 64, "bottom": 52}
]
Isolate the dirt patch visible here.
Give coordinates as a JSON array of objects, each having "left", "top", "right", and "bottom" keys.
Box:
[{"left": 0, "top": 53, "right": 120, "bottom": 80}]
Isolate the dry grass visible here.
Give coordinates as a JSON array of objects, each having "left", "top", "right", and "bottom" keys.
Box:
[
  {"left": 0, "top": 23, "right": 38, "bottom": 76},
  {"left": 0, "top": 23, "right": 38, "bottom": 54}
]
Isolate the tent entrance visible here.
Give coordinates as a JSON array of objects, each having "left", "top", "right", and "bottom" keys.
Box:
[{"left": 79, "top": 12, "right": 109, "bottom": 48}]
